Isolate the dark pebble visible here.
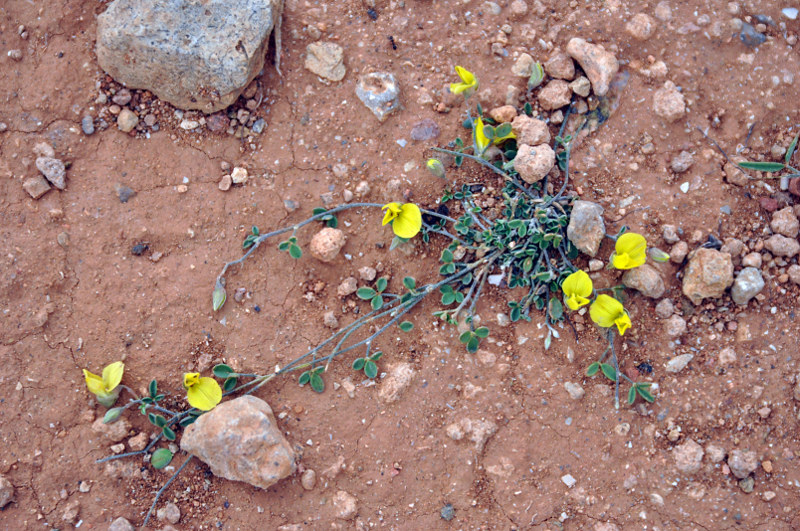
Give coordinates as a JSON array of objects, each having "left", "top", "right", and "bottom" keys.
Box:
[
  {"left": 131, "top": 242, "right": 149, "bottom": 256},
  {"left": 410, "top": 118, "right": 440, "bottom": 141},
  {"left": 115, "top": 183, "right": 136, "bottom": 203},
  {"left": 81, "top": 115, "right": 95, "bottom": 135},
  {"left": 440, "top": 503, "right": 455, "bottom": 521},
  {"left": 253, "top": 305, "right": 261, "bottom": 313},
  {"left": 251, "top": 118, "right": 265, "bottom": 134},
  {"left": 739, "top": 23, "right": 766, "bottom": 47}
]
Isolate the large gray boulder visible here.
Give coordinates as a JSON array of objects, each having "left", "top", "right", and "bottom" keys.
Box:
[{"left": 96, "top": 0, "right": 283, "bottom": 113}]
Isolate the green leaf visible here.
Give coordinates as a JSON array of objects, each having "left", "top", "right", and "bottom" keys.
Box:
[
  {"left": 103, "top": 407, "right": 123, "bottom": 424},
  {"left": 150, "top": 448, "right": 173, "bottom": 470},
  {"left": 370, "top": 351, "right": 383, "bottom": 361},
  {"left": 483, "top": 125, "right": 496, "bottom": 140},
  {"left": 153, "top": 414, "right": 167, "bottom": 428},
  {"left": 212, "top": 284, "right": 227, "bottom": 312},
  {"left": 403, "top": 276, "right": 416, "bottom": 291},
  {"left": 223, "top": 376, "right": 238, "bottom": 392},
  {"left": 528, "top": 62, "right": 544, "bottom": 88},
  {"left": 326, "top": 216, "right": 338, "bottom": 228},
  {"left": 586, "top": 362, "right": 600, "bottom": 377},
  {"left": 441, "top": 249, "right": 454, "bottom": 263},
  {"left": 162, "top": 426, "right": 176, "bottom": 441},
  {"left": 149, "top": 380, "right": 158, "bottom": 399},
  {"left": 474, "top": 326, "right": 489, "bottom": 338},
  {"left": 376, "top": 277, "right": 388, "bottom": 293},
  {"left": 628, "top": 386, "right": 637, "bottom": 405},
  {"left": 459, "top": 331, "right": 472, "bottom": 344},
  {"left": 312, "top": 207, "right": 328, "bottom": 216},
  {"left": 442, "top": 292, "right": 455, "bottom": 305},
  {"left": 399, "top": 321, "right": 414, "bottom": 332},
  {"left": 289, "top": 244, "right": 302, "bottom": 259},
  {"left": 636, "top": 384, "right": 655, "bottom": 403},
  {"left": 357, "top": 287, "right": 377, "bottom": 300},
  {"left": 510, "top": 306, "right": 521, "bottom": 322},
  {"left": 298, "top": 372, "right": 311, "bottom": 385},
  {"left": 476, "top": 102, "right": 483, "bottom": 117},
  {"left": 786, "top": 134, "right": 799, "bottom": 164},
  {"left": 364, "top": 360, "right": 378, "bottom": 379},
  {"left": 147, "top": 412, "right": 158, "bottom": 426},
  {"left": 278, "top": 240, "right": 290, "bottom": 251},
  {"left": 213, "top": 364, "right": 235, "bottom": 378},
  {"left": 548, "top": 298, "right": 564, "bottom": 321},
  {"left": 466, "top": 336, "right": 480, "bottom": 353},
  {"left": 251, "top": 226, "right": 259, "bottom": 236},
  {"left": 600, "top": 363, "right": 617, "bottom": 381},
  {"left": 310, "top": 373, "right": 325, "bottom": 393},
  {"left": 738, "top": 161, "right": 786, "bottom": 172},
  {"left": 352, "top": 358, "right": 366, "bottom": 371},
  {"left": 179, "top": 416, "right": 196, "bottom": 427},
  {"left": 495, "top": 123, "right": 512, "bottom": 138},
  {"left": 371, "top": 294, "right": 384, "bottom": 310},
  {"left": 543, "top": 332, "right": 552, "bottom": 351}
]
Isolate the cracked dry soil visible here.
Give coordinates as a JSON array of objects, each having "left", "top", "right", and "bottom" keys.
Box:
[{"left": 2, "top": 0, "right": 800, "bottom": 529}]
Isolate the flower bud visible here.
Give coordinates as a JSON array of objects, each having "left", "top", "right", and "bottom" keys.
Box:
[
  {"left": 426, "top": 158, "right": 446, "bottom": 179},
  {"left": 103, "top": 407, "right": 124, "bottom": 424},
  {"left": 648, "top": 248, "right": 670, "bottom": 262}
]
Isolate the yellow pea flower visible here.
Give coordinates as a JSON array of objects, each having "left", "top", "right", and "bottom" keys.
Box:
[
  {"left": 381, "top": 202, "right": 422, "bottom": 239},
  {"left": 589, "top": 294, "right": 632, "bottom": 336},
  {"left": 561, "top": 270, "right": 593, "bottom": 310},
  {"left": 611, "top": 232, "right": 647, "bottom": 270},
  {"left": 83, "top": 361, "right": 125, "bottom": 408},
  {"left": 183, "top": 373, "right": 222, "bottom": 411},
  {"left": 449, "top": 66, "right": 478, "bottom": 96},
  {"left": 474, "top": 117, "right": 490, "bottom": 154}
]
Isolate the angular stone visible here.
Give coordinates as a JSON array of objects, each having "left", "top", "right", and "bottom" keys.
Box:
[
  {"left": 23, "top": 175, "right": 51, "bottom": 199},
  {"left": 180, "top": 396, "right": 297, "bottom": 489},
  {"left": 116, "top": 109, "right": 139, "bottom": 132},
  {"left": 378, "top": 363, "right": 415, "bottom": 403},
  {"left": 91, "top": 416, "right": 132, "bottom": 442},
  {"left": 35, "top": 157, "right": 66, "bottom": 189},
  {"left": 514, "top": 143, "right": 554, "bottom": 183},
  {"left": 331, "top": 490, "right": 357, "bottom": 520},
  {"left": 728, "top": 449, "right": 758, "bottom": 479},
  {"left": 108, "top": 517, "right": 135, "bottom": 531},
  {"left": 0, "top": 475, "right": 13, "bottom": 508},
  {"left": 511, "top": 115, "right": 550, "bottom": 146},
  {"left": 770, "top": 206, "right": 799, "bottom": 237},
  {"left": 731, "top": 267, "right": 764, "bottom": 305},
  {"left": 664, "top": 314, "right": 687, "bottom": 337},
  {"left": 305, "top": 41, "right": 345, "bottom": 81},
  {"left": 511, "top": 52, "right": 533, "bottom": 77},
  {"left": 622, "top": 263, "right": 665, "bottom": 298},
  {"left": 544, "top": 51, "right": 575, "bottom": 80},
  {"left": 653, "top": 81, "right": 685, "bottom": 122},
  {"left": 565, "top": 38, "right": 619, "bottom": 96},
  {"left": 96, "top": 0, "right": 282, "bottom": 113},
  {"left": 309, "top": 227, "right": 346, "bottom": 262},
  {"left": 682, "top": 248, "right": 733, "bottom": 304},
  {"left": 355, "top": 72, "right": 400, "bottom": 122},
  {"left": 567, "top": 200, "right": 605, "bottom": 257},
  {"left": 763, "top": 234, "right": 800, "bottom": 257},
  {"left": 673, "top": 439, "right": 704, "bottom": 474},
  {"left": 666, "top": 353, "right": 694, "bottom": 373},
  {"left": 537, "top": 80, "right": 572, "bottom": 110}
]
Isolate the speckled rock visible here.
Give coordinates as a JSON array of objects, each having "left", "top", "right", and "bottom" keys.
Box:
[
  {"left": 108, "top": 517, "right": 135, "bottom": 531},
  {"left": 544, "top": 51, "right": 575, "bottom": 80},
  {"left": 537, "top": 80, "right": 572, "bottom": 110},
  {"left": 310, "top": 228, "right": 346, "bottom": 262},
  {"left": 180, "top": 395, "right": 297, "bottom": 489},
  {"left": 770, "top": 206, "right": 799, "bottom": 237},
  {"left": 565, "top": 38, "right": 619, "bottom": 96},
  {"left": 355, "top": 72, "right": 400, "bottom": 121},
  {"left": 763, "top": 234, "right": 800, "bottom": 257},
  {"left": 511, "top": 115, "right": 550, "bottom": 145},
  {"left": 622, "top": 264, "right": 665, "bottom": 298},
  {"left": 728, "top": 449, "right": 759, "bottom": 479},
  {"left": 305, "top": 41, "right": 346, "bottom": 81},
  {"left": 35, "top": 157, "right": 66, "bottom": 189},
  {"left": 378, "top": 363, "right": 415, "bottom": 403},
  {"left": 653, "top": 81, "right": 685, "bottom": 122},
  {"left": 0, "top": 475, "right": 14, "bottom": 508},
  {"left": 731, "top": 267, "right": 764, "bottom": 305},
  {"left": 567, "top": 200, "right": 605, "bottom": 257},
  {"left": 682, "top": 248, "right": 733, "bottom": 304},
  {"left": 664, "top": 314, "right": 687, "bottom": 337},
  {"left": 626, "top": 13, "right": 656, "bottom": 40},
  {"left": 514, "top": 143, "right": 555, "bottom": 183},
  {"left": 331, "top": 490, "right": 358, "bottom": 520},
  {"left": 673, "top": 439, "right": 704, "bottom": 474},
  {"left": 97, "top": 0, "right": 283, "bottom": 113},
  {"left": 91, "top": 416, "right": 132, "bottom": 442}
]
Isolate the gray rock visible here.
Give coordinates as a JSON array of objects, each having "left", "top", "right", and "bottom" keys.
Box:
[
  {"left": 739, "top": 22, "right": 766, "bottom": 47},
  {"left": 565, "top": 38, "right": 619, "bottom": 96},
  {"left": 705, "top": 444, "right": 726, "bottom": 463},
  {"left": 567, "top": 200, "right": 606, "bottom": 257},
  {"left": 728, "top": 449, "right": 758, "bottom": 479},
  {"left": 564, "top": 382, "right": 585, "bottom": 400},
  {"left": 655, "top": 298, "right": 674, "bottom": 318},
  {"left": 305, "top": 41, "right": 346, "bottom": 81},
  {"left": 665, "top": 353, "right": 694, "bottom": 373},
  {"left": 664, "top": 314, "right": 687, "bottom": 337},
  {"left": 35, "top": 157, "right": 66, "bottom": 189},
  {"left": 0, "top": 475, "right": 13, "bottom": 508},
  {"left": 355, "top": 72, "right": 401, "bottom": 122},
  {"left": 251, "top": 118, "right": 266, "bottom": 134},
  {"left": 180, "top": 396, "right": 297, "bottom": 489},
  {"left": 673, "top": 439, "right": 704, "bottom": 474},
  {"left": 671, "top": 151, "right": 694, "bottom": 173},
  {"left": 96, "top": 0, "right": 282, "bottom": 113},
  {"left": 622, "top": 264, "right": 665, "bottom": 298},
  {"left": 81, "top": 115, "right": 95, "bottom": 135},
  {"left": 731, "top": 267, "right": 764, "bottom": 305},
  {"left": 108, "top": 517, "right": 135, "bottom": 531},
  {"left": 114, "top": 183, "right": 136, "bottom": 203}
]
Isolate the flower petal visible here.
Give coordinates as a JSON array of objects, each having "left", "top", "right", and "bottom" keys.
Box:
[
  {"left": 615, "top": 312, "right": 632, "bottom": 336},
  {"left": 455, "top": 66, "right": 475, "bottom": 85},
  {"left": 393, "top": 203, "right": 422, "bottom": 239},
  {"left": 187, "top": 377, "right": 222, "bottom": 411},
  {"left": 565, "top": 293, "right": 590, "bottom": 311},
  {"left": 381, "top": 203, "right": 401, "bottom": 226},
  {"left": 562, "top": 270, "right": 593, "bottom": 298},
  {"left": 474, "top": 117, "right": 490, "bottom": 152},
  {"left": 183, "top": 372, "right": 200, "bottom": 390},
  {"left": 590, "top": 294, "right": 623, "bottom": 328},
  {"left": 613, "top": 233, "right": 647, "bottom": 269},
  {"left": 83, "top": 369, "right": 106, "bottom": 396},
  {"left": 101, "top": 361, "right": 124, "bottom": 392}
]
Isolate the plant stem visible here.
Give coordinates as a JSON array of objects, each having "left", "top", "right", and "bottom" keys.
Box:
[{"left": 142, "top": 455, "right": 193, "bottom": 527}]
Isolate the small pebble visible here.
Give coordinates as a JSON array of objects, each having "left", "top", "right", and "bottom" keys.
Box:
[
  {"left": 115, "top": 184, "right": 136, "bottom": 203},
  {"left": 218, "top": 175, "right": 232, "bottom": 191},
  {"left": 81, "top": 115, "right": 95, "bottom": 135}
]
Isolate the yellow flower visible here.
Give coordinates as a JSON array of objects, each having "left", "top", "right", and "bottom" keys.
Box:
[
  {"left": 474, "top": 117, "right": 490, "bottom": 153},
  {"left": 183, "top": 373, "right": 222, "bottom": 411},
  {"left": 83, "top": 361, "right": 125, "bottom": 408},
  {"left": 589, "top": 294, "right": 632, "bottom": 336},
  {"left": 561, "top": 270, "right": 593, "bottom": 310},
  {"left": 449, "top": 66, "right": 478, "bottom": 95},
  {"left": 611, "top": 232, "right": 647, "bottom": 270},
  {"left": 381, "top": 202, "right": 422, "bottom": 239}
]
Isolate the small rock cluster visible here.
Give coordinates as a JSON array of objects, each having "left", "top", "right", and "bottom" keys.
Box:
[{"left": 22, "top": 142, "right": 67, "bottom": 199}]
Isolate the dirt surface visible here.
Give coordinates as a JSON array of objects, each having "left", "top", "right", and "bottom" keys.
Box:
[{"left": 2, "top": 0, "right": 800, "bottom": 529}]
